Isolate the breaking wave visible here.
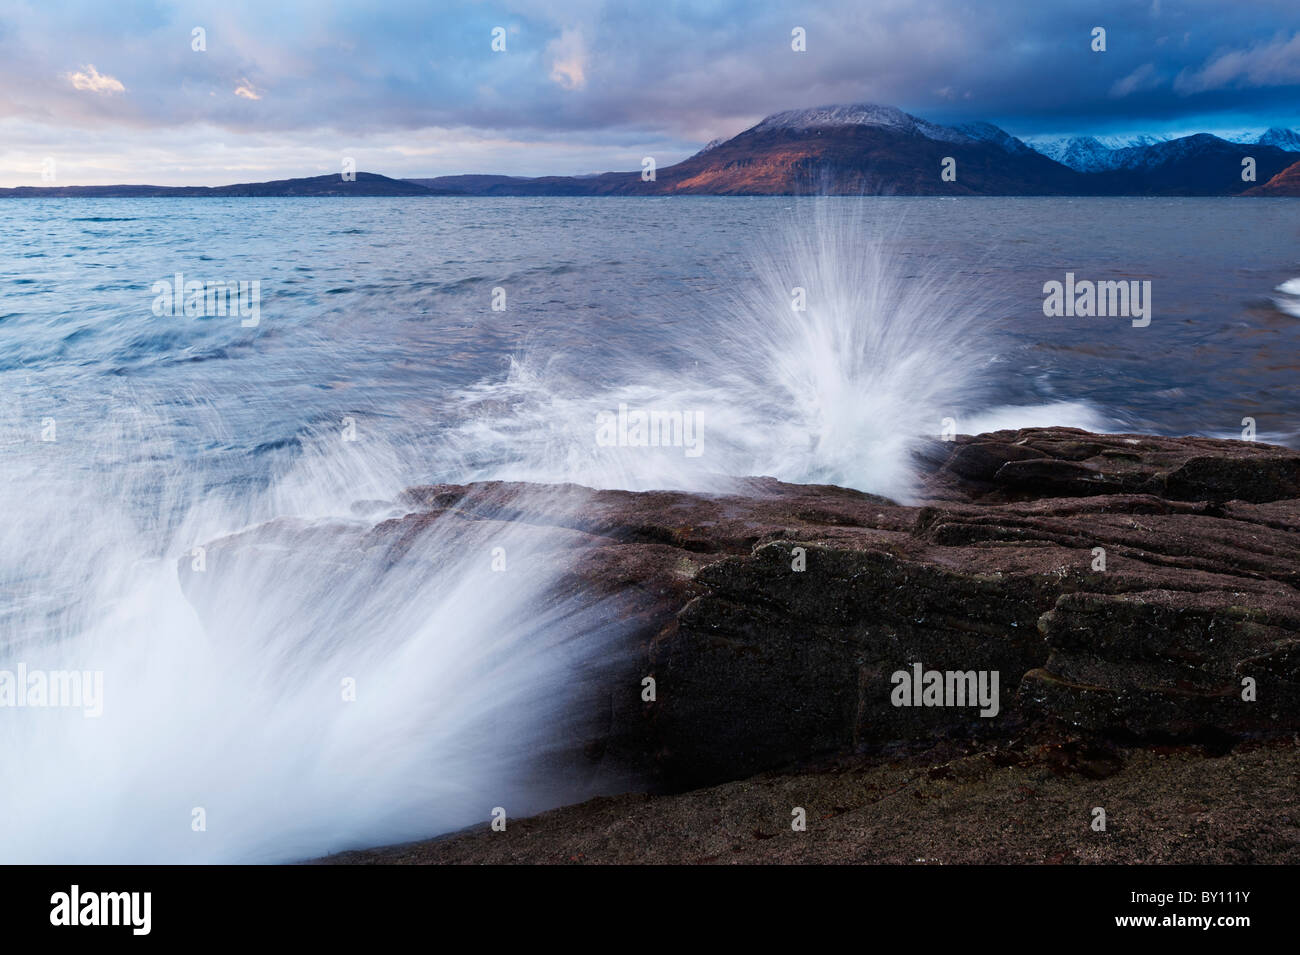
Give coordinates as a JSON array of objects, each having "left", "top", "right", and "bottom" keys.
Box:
[{"left": 0, "top": 202, "right": 1107, "bottom": 862}]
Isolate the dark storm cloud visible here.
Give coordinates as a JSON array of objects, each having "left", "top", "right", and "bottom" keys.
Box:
[{"left": 2, "top": 0, "right": 1297, "bottom": 185}]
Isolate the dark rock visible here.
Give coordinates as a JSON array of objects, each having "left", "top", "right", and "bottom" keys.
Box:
[
  {"left": 925, "top": 428, "right": 1300, "bottom": 503},
  {"left": 182, "top": 428, "right": 1300, "bottom": 793},
  {"left": 316, "top": 739, "right": 1300, "bottom": 864}
]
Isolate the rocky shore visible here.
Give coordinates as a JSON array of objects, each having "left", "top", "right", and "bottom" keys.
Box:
[
  {"left": 318, "top": 739, "right": 1298, "bottom": 864},
  {"left": 184, "top": 428, "right": 1300, "bottom": 863}
]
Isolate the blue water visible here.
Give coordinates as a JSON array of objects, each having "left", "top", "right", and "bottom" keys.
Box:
[
  {"left": 5, "top": 198, "right": 1299, "bottom": 485},
  {"left": 1, "top": 196, "right": 1298, "bottom": 861}
]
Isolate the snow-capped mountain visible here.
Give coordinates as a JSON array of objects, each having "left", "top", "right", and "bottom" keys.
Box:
[
  {"left": 1029, "top": 128, "right": 1300, "bottom": 172},
  {"left": 951, "top": 121, "right": 1038, "bottom": 155},
  {"left": 1025, "top": 134, "right": 1171, "bottom": 172},
  {"left": 689, "top": 138, "right": 726, "bottom": 159},
  {"left": 408, "top": 104, "right": 1300, "bottom": 197},
  {"left": 1222, "top": 128, "right": 1300, "bottom": 148},
  {"left": 752, "top": 104, "right": 1036, "bottom": 152},
  {"left": 753, "top": 104, "right": 968, "bottom": 143},
  {"left": 1258, "top": 127, "right": 1300, "bottom": 152},
  {"left": 1026, "top": 137, "right": 1121, "bottom": 172}
]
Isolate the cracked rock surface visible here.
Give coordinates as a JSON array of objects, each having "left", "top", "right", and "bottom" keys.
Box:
[{"left": 181, "top": 428, "right": 1300, "bottom": 862}]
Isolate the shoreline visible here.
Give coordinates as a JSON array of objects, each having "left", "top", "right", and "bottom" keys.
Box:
[
  {"left": 206, "top": 425, "right": 1300, "bottom": 864},
  {"left": 314, "top": 739, "right": 1299, "bottom": 864}
]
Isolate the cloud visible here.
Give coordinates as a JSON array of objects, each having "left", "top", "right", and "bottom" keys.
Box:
[
  {"left": 1111, "top": 63, "right": 1161, "bottom": 98},
  {"left": 547, "top": 28, "right": 587, "bottom": 91},
  {"left": 65, "top": 64, "right": 124, "bottom": 94},
  {"left": 4, "top": 0, "right": 1300, "bottom": 186},
  {"left": 1175, "top": 31, "right": 1300, "bottom": 94}
]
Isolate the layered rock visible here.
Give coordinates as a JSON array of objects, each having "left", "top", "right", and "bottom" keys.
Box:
[
  {"left": 641, "top": 431, "right": 1300, "bottom": 784},
  {"left": 182, "top": 428, "right": 1300, "bottom": 793}
]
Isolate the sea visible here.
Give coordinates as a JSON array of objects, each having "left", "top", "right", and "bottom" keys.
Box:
[{"left": 1, "top": 195, "right": 1298, "bottom": 861}]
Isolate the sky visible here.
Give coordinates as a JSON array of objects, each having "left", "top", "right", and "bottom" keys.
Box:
[{"left": 3, "top": 0, "right": 1300, "bottom": 186}]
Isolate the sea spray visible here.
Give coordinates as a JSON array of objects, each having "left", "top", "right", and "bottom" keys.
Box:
[
  {"left": 0, "top": 198, "right": 1118, "bottom": 863},
  {"left": 0, "top": 413, "right": 633, "bottom": 863},
  {"left": 438, "top": 202, "right": 1010, "bottom": 501}
]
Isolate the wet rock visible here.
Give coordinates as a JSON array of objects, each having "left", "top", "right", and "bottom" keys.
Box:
[
  {"left": 923, "top": 428, "right": 1300, "bottom": 504},
  {"left": 183, "top": 428, "right": 1300, "bottom": 791},
  {"left": 316, "top": 739, "right": 1300, "bottom": 865}
]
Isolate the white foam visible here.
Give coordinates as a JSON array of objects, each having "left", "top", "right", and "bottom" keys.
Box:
[
  {"left": 1275, "top": 278, "right": 1300, "bottom": 317},
  {"left": 961, "top": 401, "right": 1115, "bottom": 437},
  {"left": 0, "top": 417, "right": 625, "bottom": 862},
  {"left": 0, "top": 205, "right": 1110, "bottom": 862},
  {"left": 440, "top": 207, "right": 999, "bottom": 503}
]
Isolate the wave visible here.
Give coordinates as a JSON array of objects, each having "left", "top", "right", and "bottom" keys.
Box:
[
  {"left": 0, "top": 415, "right": 632, "bottom": 862},
  {"left": 1275, "top": 277, "right": 1300, "bottom": 317},
  {"left": 437, "top": 206, "right": 1108, "bottom": 502},
  {"left": 0, "top": 203, "right": 1107, "bottom": 862}
]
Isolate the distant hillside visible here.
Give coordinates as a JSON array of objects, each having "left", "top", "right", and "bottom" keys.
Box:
[
  {"left": 1243, "top": 160, "right": 1300, "bottom": 196},
  {"left": 7, "top": 107, "right": 1299, "bottom": 198},
  {"left": 412, "top": 105, "right": 1086, "bottom": 197},
  {"left": 1077, "top": 134, "right": 1299, "bottom": 196},
  {"left": 410, "top": 104, "right": 1300, "bottom": 197},
  {"left": 1029, "top": 127, "right": 1300, "bottom": 177},
  {"left": 1257, "top": 127, "right": 1300, "bottom": 152},
  {"left": 0, "top": 172, "right": 451, "bottom": 198},
  {"left": 403, "top": 173, "right": 613, "bottom": 196},
  {"left": 1026, "top": 134, "right": 1170, "bottom": 172}
]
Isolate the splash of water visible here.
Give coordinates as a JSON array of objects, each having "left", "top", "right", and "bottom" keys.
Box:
[
  {"left": 0, "top": 203, "right": 1110, "bottom": 862},
  {"left": 1275, "top": 277, "right": 1300, "bottom": 318},
  {"left": 439, "top": 204, "right": 1110, "bottom": 500},
  {"left": 0, "top": 406, "right": 630, "bottom": 862}
]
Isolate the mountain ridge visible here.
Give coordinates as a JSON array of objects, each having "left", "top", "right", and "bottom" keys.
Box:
[
  {"left": 406, "top": 103, "right": 1300, "bottom": 196},
  {"left": 1243, "top": 159, "right": 1300, "bottom": 196},
  {"left": 0, "top": 171, "right": 449, "bottom": 198},
  {"left": 1029, "top": 127, "right": 1300, "bottom": 173},
  {"left": 6, "top": 105, "right": 1300, "bottom": 197}
]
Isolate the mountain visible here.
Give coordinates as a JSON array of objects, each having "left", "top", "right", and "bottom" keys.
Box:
[
  {"left": 413, "top": 104, "right": 1086, "bottom": 196},
  {"left": 1019, "top": 130, "right": 1300, "bottom": 193},
  {"left": 750, "top": 103, "right": 969, "bottom": 141},
  {"left": 410, "top": 105, "right": 1300, "bottom": 197},
  {"left": 642, "top": 107, "right": 1082, "bottom": 195},
  {"left": 404, "top": 173, "right": 606, "bottom": 196},
  {"left": 690, "top": 138, "right": 726, "bottom": 157},
  {"left": 1026, "top": 136, "right": 1123, "bottom": 172},
  {"left": 7, "top": 107, "right": 1299, "bottom": 198},
  {"left": 1243, "top": 159, "right": 1300, "bottom": 196},
  {"left": 0, "top": 172, "right": 450, "bottom": 198},
  {"left": 1258, "top": 127, "right": 1300, "bottom": 152},
  {"left": 1026, "top": 134, "right": 1169, "bottom": 171},
  {"left": 951, "top": 121, "right": 1040, "bottom": 156},
  {"left": 1028, "top": 128, "right": 1300, "bottom": 188},
  {"left": 1083, "top": 134, "right": 1300, "bottom": 195}
]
